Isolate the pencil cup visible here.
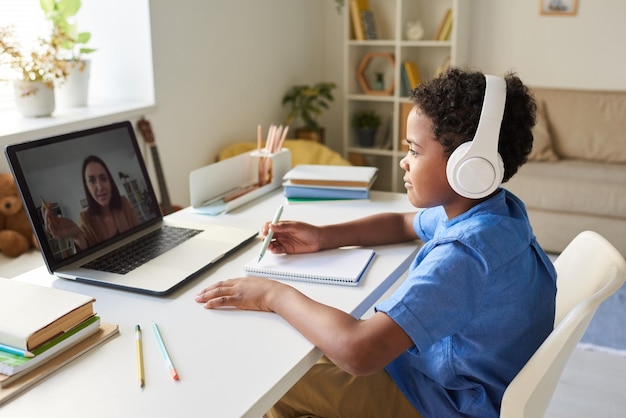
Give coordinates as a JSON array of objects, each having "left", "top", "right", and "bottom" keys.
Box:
[{"left": 250, "top": 150, "right": 277, "bottom": 186}]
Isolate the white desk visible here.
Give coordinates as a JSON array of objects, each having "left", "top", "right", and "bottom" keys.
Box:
[{"left": 2, "top": 190, "right": 418, "bottom": 418}]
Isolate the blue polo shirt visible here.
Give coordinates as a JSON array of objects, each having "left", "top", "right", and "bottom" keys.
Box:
[{"left": 376, "top": 189, "right": 556, "bottom": 418}]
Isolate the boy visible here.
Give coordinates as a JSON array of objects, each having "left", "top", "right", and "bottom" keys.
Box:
[{"left": 195, "top": 68, "right": 557, "bottom": 417}]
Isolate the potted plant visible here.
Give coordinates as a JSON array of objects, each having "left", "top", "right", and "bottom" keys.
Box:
[
  {"left": 40, "top": 0, "right": 96, "bottom": 107},
  {"left": 352, "top": 109, "right": 381, "bottom": 147},
  {"left": 281, "top": 82, "right": 336, "bottom": 143},
  {"left": 0, "top": 26, "right": 67, "bottom": 117}
]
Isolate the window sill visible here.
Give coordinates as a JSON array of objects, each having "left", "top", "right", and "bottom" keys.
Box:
[{"left": 0, "top": 100, "right": 156, "bottom": 145}]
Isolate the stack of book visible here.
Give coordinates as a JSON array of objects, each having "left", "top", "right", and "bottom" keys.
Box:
[
  {"left": 282, "top": 164, "right": 378, "bottom": 204},
  {"left": 0, "top": 278, "right": 118, "bottom": 405}
]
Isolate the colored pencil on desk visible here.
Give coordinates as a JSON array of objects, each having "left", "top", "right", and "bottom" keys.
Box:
[
  {"left": 152, "top": 322, "right": 179, "bottom": 381},
  {"left": 135, "top": 325, "right": 145, "bottom": 387},
  {"left": 0, "top": 342, "right": 34, "bottom": 358}
]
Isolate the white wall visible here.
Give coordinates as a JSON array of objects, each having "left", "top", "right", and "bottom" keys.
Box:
[
  {"left": 468, "top": 0, "right": 626, "bottom": 90},
  {"left": 148, "top": 0, "right": 343, "bottom": 207},
  {"left": 148, "top": 0, "right": 626, "bottom": 207}
]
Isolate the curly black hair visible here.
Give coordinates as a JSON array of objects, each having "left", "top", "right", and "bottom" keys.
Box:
[{"left": 410, "top": 67, "right": 536, "bottom": 182}]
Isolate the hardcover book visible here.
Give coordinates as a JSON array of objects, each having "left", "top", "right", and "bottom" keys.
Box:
[
  {"left": 0, "top": 278, "right": 95, "bottom": 351},
  {"left": 283, "top": 165, "right": 378, "bottom": 188},
  {"left": 0, "top": 316, "right": 101, "bottom": 377}
]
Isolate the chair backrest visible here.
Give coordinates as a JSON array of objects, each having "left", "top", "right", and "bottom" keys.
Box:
[{"left": 500, "top": 231, "right": 626, "bottom": 418}]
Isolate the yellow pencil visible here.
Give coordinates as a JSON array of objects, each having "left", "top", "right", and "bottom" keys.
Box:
[{"left": 135, "top": 325, "right": 145, "bottom": 387}]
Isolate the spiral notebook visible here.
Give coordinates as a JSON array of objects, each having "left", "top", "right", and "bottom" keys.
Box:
[{"left": 244, "top": 248, "right": 375, "bottom": 286}]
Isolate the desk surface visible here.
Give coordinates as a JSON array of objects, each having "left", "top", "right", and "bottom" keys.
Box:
[{"left": 2, "top": 190, "right": 419, "bottom": 418}]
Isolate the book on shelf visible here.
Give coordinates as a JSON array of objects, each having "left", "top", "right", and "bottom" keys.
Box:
[
  {"left": 400, "top": 64, "right": 412, "bottom": 96},
  {"left": 0, "top": 316, "right": 101, "bottom": 377},
  {"left": 0, "top": 322, "right": 119, "bottom": 406},
  {"left": 361, "top": 10, "right": 378, "bottom": 40},
  {"left": 403, "top": 61, "right": 422, "bottom": 89},
  {"left": 399, "top": 102, "right": 414, "bottom": 152},
  {"left": 0, "top": 278, "right": 95, "bottom": 351},
  {"left": 434, "top": 56, "right": 451, "bottom": 78},
  {"left": 434, "top": 8, "right": 453, "bottom": 41},
  {"left": 244, "top": 248, "right": 376, "bottom": 286},
  {"left": 349, "top": 0, "right": 365, "bottom": 40},
  {"left": 283, "top": 164, "right": 378, "bottom": 188},
  {"left": 435, "top": 8, "right": 453, "bottom": 41},
  {"left": 379, "top": 112, "right": 393, "bottom": 150}
]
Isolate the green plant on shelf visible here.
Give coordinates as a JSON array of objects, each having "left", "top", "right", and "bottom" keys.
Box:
[{"left": 352, "top": 109, "right": 381, "bottom": 129}]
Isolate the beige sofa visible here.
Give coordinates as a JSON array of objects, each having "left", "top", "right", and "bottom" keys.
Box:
[{"left": 505, "top": 87, "right": 626, "bottom": 256}]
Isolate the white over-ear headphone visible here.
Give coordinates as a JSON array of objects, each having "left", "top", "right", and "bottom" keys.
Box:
[{"left": 446, "top": 74, "right": 506, "bottom": 199}]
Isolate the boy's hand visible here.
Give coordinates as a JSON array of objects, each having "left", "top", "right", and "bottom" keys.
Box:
[
  {"left": 261, "top": 221, "right": 322, "bottom": 254},
  {"left": 195, "top": 277, "right": 288, "bottom": 312}
]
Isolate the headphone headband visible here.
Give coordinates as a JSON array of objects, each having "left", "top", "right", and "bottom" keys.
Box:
[{"left": 445, "top": 75, "right": 506, "bottom": 199}]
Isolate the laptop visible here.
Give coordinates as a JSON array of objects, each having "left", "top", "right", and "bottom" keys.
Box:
[{"left": 5, "top": 121, "right": 258, "bottom": 296}]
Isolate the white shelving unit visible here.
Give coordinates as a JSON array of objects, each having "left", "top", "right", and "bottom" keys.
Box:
[{"left": 342, "top": 0, "right": 471, "bottom": 192}]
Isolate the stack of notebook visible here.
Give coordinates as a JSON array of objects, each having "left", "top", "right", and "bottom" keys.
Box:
[
  {"left": 282, "top": 164, "right": 378, "bottom": 204},
  {"left": 0, "top": 278, "right": 118, "bottom": 405}
]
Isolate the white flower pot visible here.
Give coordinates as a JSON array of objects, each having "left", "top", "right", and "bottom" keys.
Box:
[
  {"left": 13, "top": 80, "right": 56, "bottom": 117},
  {"left": 56, "top": 60, "right": 91, "bottom": 108}
]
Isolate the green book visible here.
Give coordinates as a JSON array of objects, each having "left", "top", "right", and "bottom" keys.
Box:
[
  {"left": 0, "top": 316, "right": 100, "bottom": 376},
  {"left": 286, "top": 197, "right": 370, "bottom": 205}
]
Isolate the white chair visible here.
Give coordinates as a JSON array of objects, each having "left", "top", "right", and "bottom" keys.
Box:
[{"left": 500, "top": 230, "right": 626, "bottom": 418}]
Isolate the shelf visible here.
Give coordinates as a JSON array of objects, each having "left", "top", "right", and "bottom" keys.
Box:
[
  {"left": 343, "top": 0, "right": 470, "bottom": 192},
  {"left": 0, "top": 101, "right": 155, "bottom": 142},
  {"left": 347, "top": 94, "right": 396, "bottom": 102},
  {"left": 0, "top": 100, "right": 156, "bottom": 173},
  {"left": 347, "top": 147, "right": 396, "bottom": 157},
  {"left": 347, "top": 40, "right": 397, "bottom": 47},
  {"left": 399, "top": 40, "right": 452, "bottom": 47}
]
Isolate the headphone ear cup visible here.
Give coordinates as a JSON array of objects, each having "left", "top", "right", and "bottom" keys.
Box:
[{"left": 446, "top": 142, "right": 504, "bottom": 199}]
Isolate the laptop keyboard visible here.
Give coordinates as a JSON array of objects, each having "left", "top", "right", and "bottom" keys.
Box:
[{"left": 83, "top": 226, "right": 202, "bottom": 274}]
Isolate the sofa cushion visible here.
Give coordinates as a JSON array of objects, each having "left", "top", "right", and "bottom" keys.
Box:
[
  {"left": 532, "top": 88, "right": 626, "bottom": 164},
  {"left": 528, "top": 99, "right": 559, "bottom": 162},
  {"left": 505, "top": 160, "right": 626, "bottom": 219}
]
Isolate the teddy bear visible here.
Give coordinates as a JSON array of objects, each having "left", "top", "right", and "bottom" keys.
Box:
[{"left": 0, "top": 172, "right": 38, "bottom": 257}]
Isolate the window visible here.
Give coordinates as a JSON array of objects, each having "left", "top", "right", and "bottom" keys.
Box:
[
  {"left": 0, "top": 0, "right": 154, "bottom": 146},
  {"left": 0, "top": 1, "right": 51, "bottom": 109}
]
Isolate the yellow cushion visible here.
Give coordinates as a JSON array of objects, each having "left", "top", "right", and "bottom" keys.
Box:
[{"left": 218, "top": 139, "right": 352, "bottom": 166}]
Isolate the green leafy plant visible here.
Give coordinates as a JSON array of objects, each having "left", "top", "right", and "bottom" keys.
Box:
[
  {"left": 282, "top": 82, "right": 337, "bottom": 133},
  {"left": 352, "top": 109, "right": 382, "bottom": 129},
  {"left": 40, "top": 0, "right": 96, "bottom": 60},
  {"left": 0, "top": 26, "right": 67, "bottom": 88}
]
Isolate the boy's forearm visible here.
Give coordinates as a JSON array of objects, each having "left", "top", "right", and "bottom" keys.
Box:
[{"left": 319, "top": 212, "right": 417, "bottom": 249}]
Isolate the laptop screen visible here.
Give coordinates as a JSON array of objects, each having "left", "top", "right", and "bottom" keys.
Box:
[{"left": 5, "top": 121, "right": 162, "bottom": 269}]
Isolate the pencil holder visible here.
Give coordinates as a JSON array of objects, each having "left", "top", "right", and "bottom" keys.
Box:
[
  {"left": 250, "top": 150, "right": 279, "bottom": 186},
  {"left": 189, "top": 149, "right": 292, "bottom": 215}
]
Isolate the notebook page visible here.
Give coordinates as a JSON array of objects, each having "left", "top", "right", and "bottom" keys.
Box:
[{"left": 244, "top": 248, "right": 375, "bottom": 286}]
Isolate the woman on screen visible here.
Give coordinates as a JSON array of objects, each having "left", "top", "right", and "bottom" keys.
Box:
[{"left": 43, "top": 155, "right": 140, "bottom": 250}]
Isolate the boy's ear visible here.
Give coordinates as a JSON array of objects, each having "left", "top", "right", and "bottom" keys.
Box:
[{"left": 446, "top": 75, "right": 506, "bottom": 199}]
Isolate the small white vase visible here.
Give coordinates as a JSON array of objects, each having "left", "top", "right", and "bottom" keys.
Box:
[
  {"left": 13, "top": 80, "right": 56, "bottom": 117},
  {"left": 56, "top": 60, "right": 91, "bottom": 108}
]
